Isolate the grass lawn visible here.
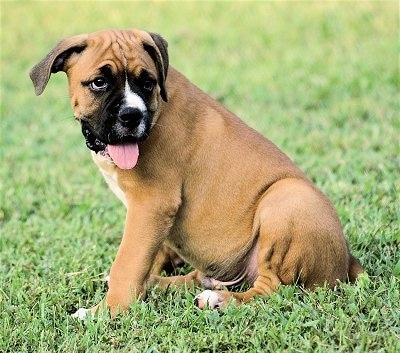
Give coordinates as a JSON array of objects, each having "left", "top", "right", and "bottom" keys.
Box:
[{"left": 1, "top": 1, "right": 399, "bottom": 352}]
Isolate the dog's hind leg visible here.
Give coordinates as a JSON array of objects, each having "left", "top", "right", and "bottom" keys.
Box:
[
  {"left": 148, "top": 269, "right": 206, "bottom": 289},
  {"left": 194, "top": 260, "right": 281, "bottom": 309},
  {"left": 151, "top": 245, "right": 184, "bottom": 275},
  {"left": 193, "top": 214, "right": 286, "bottom": 309},
  {"left": 194, "top": 178, "right": 355, "bottom": 309}
]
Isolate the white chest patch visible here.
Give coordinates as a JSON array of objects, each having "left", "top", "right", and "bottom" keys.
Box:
[
  {"left": 92, "top": 152, "right": 127, "bottom": 207},
  {"left": 101, "top": 168, "right": 127, "bottom": 207}
]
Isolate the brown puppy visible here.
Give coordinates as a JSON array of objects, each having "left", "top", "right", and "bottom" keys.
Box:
[{"left": 30, "top": 29, "right": 363, "bottom": 318}]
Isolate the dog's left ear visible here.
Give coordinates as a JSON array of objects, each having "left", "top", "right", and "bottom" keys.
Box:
[
  {"left": 140, "top": 31, "right": 169, "bottom": 102},
  {"left": 30, "top": 34, "right": 88, "bottom": 96}
]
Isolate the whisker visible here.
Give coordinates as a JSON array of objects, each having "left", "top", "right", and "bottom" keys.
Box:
[
  {"left": 152, "top": 122, "right": 166, "bottom": 128},
  {"left": 59, "top": 115, "right": 76, "bottom": 122}
]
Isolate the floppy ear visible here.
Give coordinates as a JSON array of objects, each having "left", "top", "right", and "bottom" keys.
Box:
[
  {"left": 141, "top": 31, "right": 169, "bottom": 102},
  {"left": 29, "top": 34, "right": 88, "bottom": 96}
]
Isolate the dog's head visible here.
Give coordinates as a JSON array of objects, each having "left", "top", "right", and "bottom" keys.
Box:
[{"left": 30, "top": 29, "right": 169, "bottom": 169}]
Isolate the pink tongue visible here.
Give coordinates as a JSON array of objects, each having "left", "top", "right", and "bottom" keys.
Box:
[{"left": 108, "top": 143, "right": 139, "bottom": 169}]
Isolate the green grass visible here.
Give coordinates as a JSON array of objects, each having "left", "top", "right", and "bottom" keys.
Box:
[{"left": 1, "top": 1, "right": 399, "bottom": 352}]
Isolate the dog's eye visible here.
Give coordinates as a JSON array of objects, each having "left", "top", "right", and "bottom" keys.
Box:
[
  {"left": 143, "top": 80, "right": 154, "bottom": 92},
  {"left": 90, "top": 78, "right": 108, "bottom": 91}
]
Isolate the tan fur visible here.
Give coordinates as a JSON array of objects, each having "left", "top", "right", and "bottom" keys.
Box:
[{"left": 30, "top": 29, "right": 363, "bottom": 317}]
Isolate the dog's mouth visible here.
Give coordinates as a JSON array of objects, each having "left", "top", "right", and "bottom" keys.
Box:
[
  {"left": 81, "top": 124, "right": 139, "bottom": 170},
  {"left": 81, "top": 124, "right": 107, "bottom": 153}
]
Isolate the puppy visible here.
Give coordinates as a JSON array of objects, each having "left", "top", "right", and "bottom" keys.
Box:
[{"left": 30, "top": 29, "right": 364, "bottom": 318}]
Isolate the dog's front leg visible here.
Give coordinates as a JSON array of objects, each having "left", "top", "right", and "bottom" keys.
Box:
[
  {"left": 73, "top": 201, "right": 172, "bottom": 319},
  {"left": 106, "top": 206, "right": 161, "bottom": 316}
]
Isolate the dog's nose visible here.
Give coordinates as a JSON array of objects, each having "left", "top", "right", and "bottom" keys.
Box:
[{"left": 118, "top": 107, "right": 143, "bottom": 128}]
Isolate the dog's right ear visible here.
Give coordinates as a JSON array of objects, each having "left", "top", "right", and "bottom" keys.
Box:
[{"left": 30, "top": 35, "right": 88, "bottom": 96}]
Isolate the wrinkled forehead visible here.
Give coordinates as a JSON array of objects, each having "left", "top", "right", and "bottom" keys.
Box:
[{"left": 80, "top": 30, "right": 154, "bottom": 75}]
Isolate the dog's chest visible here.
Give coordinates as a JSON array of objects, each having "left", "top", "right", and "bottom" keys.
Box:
[{"left": 92, "top": 153, "right": 127, "bottom": 206}]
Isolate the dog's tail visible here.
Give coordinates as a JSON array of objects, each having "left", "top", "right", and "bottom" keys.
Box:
[{"left": 347, "top": 254, "right": 364, "bottom": 283}]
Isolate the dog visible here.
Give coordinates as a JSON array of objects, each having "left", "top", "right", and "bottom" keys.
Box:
[{"left": 30, "top": 29, "right": 364, "bottom": 318}]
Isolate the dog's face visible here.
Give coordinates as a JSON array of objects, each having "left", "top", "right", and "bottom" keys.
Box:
[{"left": 30, "top": 29, "right": 169, "bottom": 169}]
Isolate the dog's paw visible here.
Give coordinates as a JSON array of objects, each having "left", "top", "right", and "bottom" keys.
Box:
[
  {"left": 194, "top": 290, "right": 223, "bottom": 309},
  {"left": 71, "top": 307, "right": 91, "bottom": 320}
]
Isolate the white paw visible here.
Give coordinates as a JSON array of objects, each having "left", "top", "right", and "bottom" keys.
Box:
[
  {"left": 194, "top": 290, "right": 222, "bottom": 309},
  {"left": 71, "top": 307, "right": 90, "bottom": 320}
]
